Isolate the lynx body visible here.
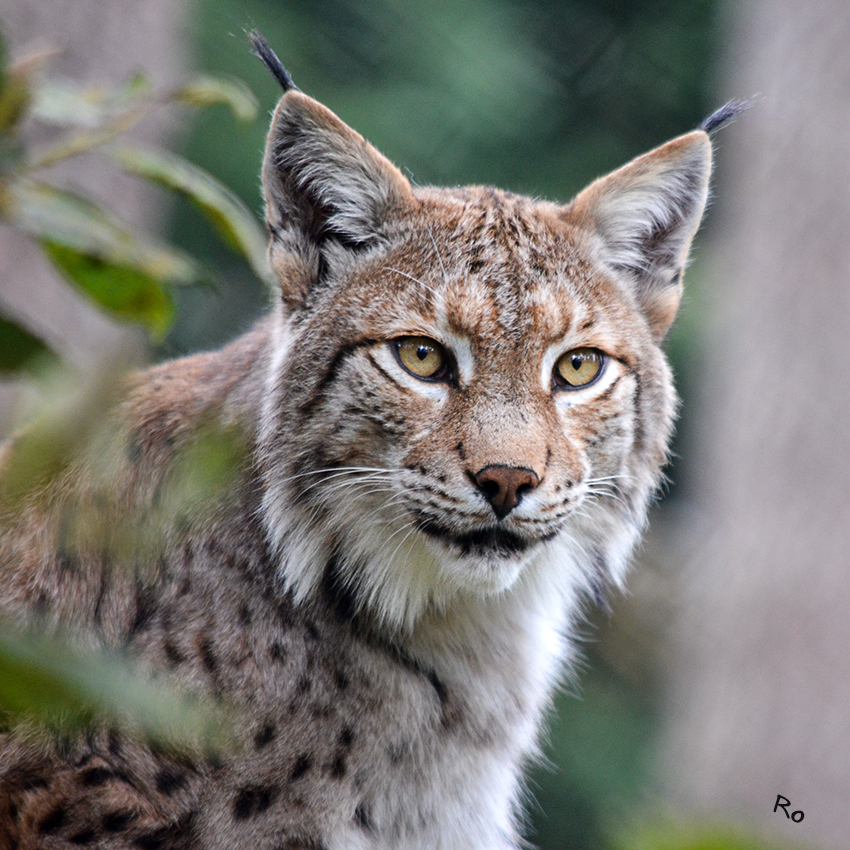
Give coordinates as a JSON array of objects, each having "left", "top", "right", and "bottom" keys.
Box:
[{"left": 0, "top": 39, "right": 720, "bottom": 850}]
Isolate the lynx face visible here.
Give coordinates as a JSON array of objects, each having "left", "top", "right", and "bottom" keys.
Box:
[{"left": 256, "top": 85, "right": 710, "bottom": 631}]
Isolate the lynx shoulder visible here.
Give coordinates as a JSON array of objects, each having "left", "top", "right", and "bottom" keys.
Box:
[{"left": 0, "top": 35, "right": 726, "bottom": 850}]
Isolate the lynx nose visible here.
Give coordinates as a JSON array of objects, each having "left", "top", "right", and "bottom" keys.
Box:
[{"left": 472, "top": 465, "right": 540, "bottom": 520}]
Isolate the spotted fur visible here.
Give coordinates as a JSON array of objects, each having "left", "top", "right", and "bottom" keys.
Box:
[{"left": 0, "top": 49, "right": 714, "bottom": 850}]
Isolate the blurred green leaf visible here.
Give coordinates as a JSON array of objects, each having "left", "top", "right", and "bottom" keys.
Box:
[
  {"left": 0, "top": 57, "right": 32, "bottom": 139},
  {"left": 31, "top": 74, "right": 153, "bottom": 131},
  {"left": 0, "top": 354, "right": 128, "bottom": 511},
  {"left": 42, "top": 241, "right": 176, "bottom": 342},
  {"left": 163, "top": 419, "right": 249, "bottom": 515},
  {"left": 110, "top": 144, "right": 272, "bottom": 287},
  {"left": 31, "top": 80, "right": 113, "bottom": 128},
  {"left": 4, "top": 180, "right": 209, "bottom": 339},
  {"left": 8, "top": 181, "right": 201, "bottom": 284},
  {"left": 175, "top": 74, "right": 258, "bottom": 122},
  {"left": 0, "top": 629, "right": 232, "bottom": 753},
  {"left": 613, "top": 819, "right": 813, "bottom": 850},
  {"left": 0, "top": 315, "right": 58, "bottom": 374}
]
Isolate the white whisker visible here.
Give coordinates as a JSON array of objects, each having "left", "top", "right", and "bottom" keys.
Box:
[
  {"left": 385, "top": 267, "right": 440, "bottom": 298},
  {"left": 425, "top": 224, "right": 450, "bottom": 286}
]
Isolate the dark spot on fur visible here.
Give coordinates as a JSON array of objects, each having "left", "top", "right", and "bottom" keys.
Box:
[
  {"left": 5, "top": 762, "right": 50, "bottom": 792},
  {"left": 295, "top": 675, "right": 311, "bottom": 696},
  {"left": 103, "top": 811, "right": 136, "bottom": 833},
  {"left": 180, "top": 543, "right": 194, "bottom": 567},
  {"left": 135, "top": 834, "right": 165, "bottom": 850},
  {"left": 108, "top": 728, "right": 123, "bottom": 755},
  {"left": 333, "top": 666, "right": 349, "bottom": 691},
  {"left": 233, "top": 785, "right": 277, "bottom": 819},
  {"left": 163, "top": 640, "right": 185, "bottom": 666},
  {"left": 205, "top": 749, "right": 224, "bottom": 771},
  {"left": 354, "top": 803, "right": 373, "bottom": 831},
  {"left": 310, "top": 703, "right": 334, "bottom": 720},
  {"left": 238, "top": 603, "right": 252, "bottom": 625},
  {"left": 428, "top": 670, "right": 449, "bottom": 706},
  {"left": 327, "top": 753, "right": 347, "bottom": 779},
  {"left": 81, "top": 765, "right": 113, "bottom": 786},
  {"left": 455, "top": 441, "right": 466, "bottom": 461},
  {"left": 290, "top": 754, "right": 312, "bottom": 781},
  {"left": 155, "top": 767, "right": 188, "bottom": 796},
  {"left": 321, "top": 554, "right": 358, "bottom": 623},
  {"left": 57, "top": 552, "right": 79, "bottom": 575},
  {"left": 254, "top": 722, "right": 276, "bottom": 749},
  {"left": 339, "top": 727, "right": 354, "bottom": 750},
  {"left": 277, "top": 600, "right": 295, "bottom": 629},
  {"left": 70, "top": 828, "right": 98, "bottom": 845},
  {"left": 269, "top": 640, "right": 287, "bottom": 662},
  {"left": 197, "top": 635, "right": 218, "bottom": 675},
  {"left": 39, "top": 807, "right": 66, "bottom": 834}
]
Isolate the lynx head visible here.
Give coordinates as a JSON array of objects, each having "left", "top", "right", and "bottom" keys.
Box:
[{"left": 252, "top": 38, "right": 713, "bottom": 631}]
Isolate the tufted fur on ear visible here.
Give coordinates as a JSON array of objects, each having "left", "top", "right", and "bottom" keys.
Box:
[
  {"left": 565, "top": 131, "right": 712, "bottom": 340},
  {"left": 259, "top": 87, "right": 413, "bottom": 310}
]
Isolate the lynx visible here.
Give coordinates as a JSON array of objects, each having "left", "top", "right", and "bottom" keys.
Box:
[{"left": 0, "top": 33, "right": 737, "bottom": 850}]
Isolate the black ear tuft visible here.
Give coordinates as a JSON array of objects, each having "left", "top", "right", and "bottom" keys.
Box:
[
  {"left": 249, "top": 30, "right": 299, "bottom": 93},
  {"left": 700, "top": 99, "right": 753, "bottom": 134}
]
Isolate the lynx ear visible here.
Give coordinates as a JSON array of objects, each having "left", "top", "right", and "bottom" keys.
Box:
[
  {"left": 261, "top": 90, "right": 413, "bottom": 309},
  {"left": 565, "top": 131, "right": 712, "bottom": 339}
]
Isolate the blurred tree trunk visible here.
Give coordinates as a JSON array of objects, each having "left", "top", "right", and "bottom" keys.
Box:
[
  {"left": 662, "top": 2, "right": 850, "bottom": 848},
  {"left": 0, "top": 0, "right": 186, "bottom": 433}
]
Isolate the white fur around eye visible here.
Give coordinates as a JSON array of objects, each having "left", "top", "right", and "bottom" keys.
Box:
[{"left": 438, "top": 330, "right": 474, "bottom": 385}]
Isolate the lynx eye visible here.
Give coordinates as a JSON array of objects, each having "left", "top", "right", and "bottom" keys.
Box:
[
  {"left": 554, "top": 347, "right": 605, "bottom": 389},
  {"left": 394, "top": 336, "right": 448, "bottom": 381}
]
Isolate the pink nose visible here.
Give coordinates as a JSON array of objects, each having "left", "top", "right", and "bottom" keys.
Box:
[{"left": 472, "top": 465, "right": 540, "bottom": 519}]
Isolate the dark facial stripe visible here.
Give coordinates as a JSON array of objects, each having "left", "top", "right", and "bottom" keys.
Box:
[
  {"left": 365, "top": 351, "right": 407, "bottom": 390},
  {"left": 298, "top": 338, "right": 378, "bottom": 417}
]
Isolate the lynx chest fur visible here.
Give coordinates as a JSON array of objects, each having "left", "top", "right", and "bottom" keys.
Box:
[{"left": 0, "top": 37, "right": 721, "bottom": 850}]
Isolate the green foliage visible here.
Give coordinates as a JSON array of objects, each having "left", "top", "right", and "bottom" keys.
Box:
[
  {"left": 0, "top": 629, "right": 232, "bottom": 755},
  {"left": 0, "top": 315, "right": 57, "bottom": 374},
  {"left": 0, "top": 28, "right": 266, "bottom": 756},
  {"left": 110, "top": 144, "right": 273, "bottom": 289},
  {"left": 0, "top": 354, "right": 245, "bottom": 752},
  {"left": 528, "top": 651, "right": 658, "bottom": 850},
  {"left": 613, "top": 819, "right": 815, "bottom": 850},
  {"left": 0, "top": 29, "right": 268, "bottom": 355}
]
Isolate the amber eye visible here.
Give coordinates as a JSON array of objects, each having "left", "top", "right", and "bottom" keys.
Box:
[
  {"left": 554, "top": 348, "right": 605, "bottom": 389},
  {"left": 394, "top": 336, "right": 448, "bottom": 380}
]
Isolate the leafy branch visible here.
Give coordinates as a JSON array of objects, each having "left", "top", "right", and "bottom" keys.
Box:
[
  {"left": 0, "top": 32, "right": 272, "bottom": 359},
  {"left": 0, "top": 31, "right": 266, "bottom": 753}
]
